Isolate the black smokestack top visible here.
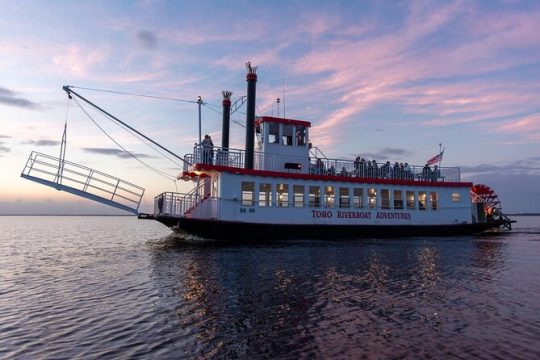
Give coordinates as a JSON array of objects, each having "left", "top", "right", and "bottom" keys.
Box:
[
  {"left": 245, "top": 62, "right": 257, "bottom": 170},
  {"left": 221, "top": 90, "right": 232, "bottom": 150}
]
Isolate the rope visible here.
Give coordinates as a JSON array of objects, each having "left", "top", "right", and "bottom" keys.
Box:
[
  {"left": 67, "top": 85, "right": 199, "bottom": 104},
  {"left": 69, "top": 85, "right": 248, "bottom": 129},
  {"left": 202, "top": 103, "right": 246, "bottom": 128},
  {"left": 72, "top": 98, "right": 177, "bottom": 181},
  {"left": 92, "top": 107, "right": 185, "bottom": 168}
]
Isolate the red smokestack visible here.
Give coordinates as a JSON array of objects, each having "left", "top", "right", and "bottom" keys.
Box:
[{"left": 244, "top": 62, "right": 257, "bottom": 169}]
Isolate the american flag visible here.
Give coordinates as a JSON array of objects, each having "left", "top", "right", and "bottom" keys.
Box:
[{"left": 426, "top": 149, "right": 444, "bottom": 166}]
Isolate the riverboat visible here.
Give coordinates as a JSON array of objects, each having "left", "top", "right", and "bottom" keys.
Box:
[{"left": 150, "top": 63, "right": 514, "bottom": 240}]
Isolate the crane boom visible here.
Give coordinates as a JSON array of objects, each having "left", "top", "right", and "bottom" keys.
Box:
[{"left": 63, "top": 85, "right": 191, "bottom": 166}]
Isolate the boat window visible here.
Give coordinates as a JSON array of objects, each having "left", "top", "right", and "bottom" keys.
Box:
[
  {"left": 309, "top": 186, "right": 321, "bottom": 208},
  {"left": 381, "top": 189, "right": 390, "bottom": 209},
  {"left": 325, "top": 186, "right": 335, "bottom": 207},
  {"left": 394, "top": 190, "right": 403, "bottom": 209},
  {"left": 282, "top": 124, "right": 293, "bottom": 146},
  {"left": 241, "top": 182, "right": 254, "bottom": 206},
  {"left": 259, "top": 183, "right": 272, "bottom": 207},
  {"left": 269, "top": 122, "right": 280, "bottom": 144},
  {"left": 418, "top": 191, "right": 427, "bottom": 210},
  {"left": 368, "top": 188, "right": 377, "bottom": 209},
  {"left": 430, "top": 192, "right": 438, "bottom": 210},
  {"left": 296, "top": 125, "right": 306, "bottom": 146},
  {"left": 339, "top": 187, "right": 350, "bottom": 208},
  {"left": 353, "top": 188, "right": 363, "bottom": 208},
  {"left": 293, "top": 185, "right": 304, "bottom": 207},
  {"left": 212, "top": 179, "right": 218, "bottom": 197},
  {"left": 452, "top": 192, "right": 461, "bottom": 202},
  {"left": 406, "top": 191, "right": 415, "bottom": 209},
  {"left": 255, "top": 123, "right": 263, "bottom": 144},
  {"left": 277, "top": 184, "right": 289, "bottom": 207}
]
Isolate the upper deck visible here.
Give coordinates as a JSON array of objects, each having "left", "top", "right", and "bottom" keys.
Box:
[
  {"left": 184, "top": 145, "right": 462, "bottom": 184},
  {"left": 184, "top": 115, "right": 462, "bottom": 185}
]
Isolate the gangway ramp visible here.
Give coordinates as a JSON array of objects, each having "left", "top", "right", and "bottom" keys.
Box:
[{"left": 21, "top": 151, "right": 145, "bottom": 214}]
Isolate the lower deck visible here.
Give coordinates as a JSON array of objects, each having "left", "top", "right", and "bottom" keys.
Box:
[{"left": 149, "top": 166, "right": 511, "bottom": 239}]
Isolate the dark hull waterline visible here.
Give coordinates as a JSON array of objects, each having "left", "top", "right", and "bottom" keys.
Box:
[{"left": 154, "top": 215, "right": 512, "bottom": 241}]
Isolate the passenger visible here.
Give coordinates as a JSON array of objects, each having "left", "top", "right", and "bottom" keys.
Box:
[
  {"left": 359, "top": 158, "right": 367, "bottom": 177},
  {"left": 399, "top": 163, "right": 405, "bottom": 180},
  {"left": 372, "top": 160, "right": 379, "bottom": 178},
  {"left": 382, "top": 161, "right": 391, "bottom": 179},
  {"left": 329, "top": 165, "right": 336, "bottom": 176},
  {"left": 404, "top": 163, "right": 412, "bottom": 180},
  {"left": 316, "top": 158, "right": 324, "bottom": 175},
  {"left": 392, "top": 161, "right": 400, "bottom": 179},
  {"left": 432, "top": 165, "right": 440, "bottom": 182},
  {"left": 201, "top": 134, "right": 214, "bottom": 164},
  {"left": 354, "top": 156, "right": 361, "bottom": 176},
  {"left": 340, "top": 166, "right": 348, "bottom": 177},
  {"left": 422, "top": 164, "right": 431, "bottom": 181}
]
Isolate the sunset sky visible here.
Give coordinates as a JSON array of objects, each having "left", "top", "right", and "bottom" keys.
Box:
[{"left": 1, "top": 0, "right": 539, "bottom": 214}]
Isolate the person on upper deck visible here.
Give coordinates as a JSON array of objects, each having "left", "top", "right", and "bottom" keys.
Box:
[
  {"left": 422, "top": 164, "right": 431, "bottom": 181},
  {"left": 432, "top": 165, "right": 440, "bottom": 182},
  {"left": 404, "top": 163, "right": 412, "bottom": 180},
  {"left": 381, "top": 161, "right": 391, "bottom": 179},
  {"left": 359, "top": 158, "right": 367, "bottom": 177},
  {"left": 201, "top": 134, "right": 214, "bottom": 164},
  {"left": 393, "top": 162, "right": 400, "bottom": 179},
  {"left": 354, "top": 156, "right": 361, "bottom": 176},
  {"left": 371, "top": 160, "right": 379, "bottom": 178}
]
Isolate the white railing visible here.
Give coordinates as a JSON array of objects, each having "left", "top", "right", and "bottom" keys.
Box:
[
  {"left": 185, "top": 145, "right": 461, "bottom": 182},
  {"left": 154, "top": 192, "right": 219, "bottom": 219},
  {"left": 21, "top": 151, "right": 144, "bottom": 213}
]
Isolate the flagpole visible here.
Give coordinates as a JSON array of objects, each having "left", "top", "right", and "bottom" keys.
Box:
[{"left": 439, "top": 143, "right": 443, "bottom": 167}]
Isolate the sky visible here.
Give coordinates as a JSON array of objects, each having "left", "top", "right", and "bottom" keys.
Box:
[{"left": 1, "top": 0, "right": 539, "bottom": 214}]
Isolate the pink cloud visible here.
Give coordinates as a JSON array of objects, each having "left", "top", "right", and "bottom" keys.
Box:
[
  {"left": 275, "top": 2, "right": 540, "bottom": 151},
  {"left": 52, "top": 45, "right": 109, "bottom": 78}
]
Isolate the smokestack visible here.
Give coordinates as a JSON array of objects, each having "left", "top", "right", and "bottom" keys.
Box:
[
  {"left": 244, "top": 62, "right": 257, "bottom": 170},
  {"left": 221, "top": 90, "right": 232, "bottom": 150}
]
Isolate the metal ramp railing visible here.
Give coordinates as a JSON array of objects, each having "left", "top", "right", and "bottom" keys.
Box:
[{"left": 21, "top": 151, "right": 145, "bottom": 214}]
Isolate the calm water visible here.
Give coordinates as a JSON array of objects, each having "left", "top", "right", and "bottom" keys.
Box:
[{"left": 0, "top": 216, "right": 539, "bottom": 359}]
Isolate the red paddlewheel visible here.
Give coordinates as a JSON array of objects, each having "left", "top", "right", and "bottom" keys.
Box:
[{"left": 471, "top": 184, "right": 502, "bottom": 214}]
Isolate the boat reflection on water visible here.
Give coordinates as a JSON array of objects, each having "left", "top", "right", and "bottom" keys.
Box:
[{"left": 145, "top": 235, "right": 518, "bottom": 358}]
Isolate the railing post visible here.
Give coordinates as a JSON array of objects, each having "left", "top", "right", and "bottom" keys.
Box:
[
  {"left": 27, "top": 152, "right": 38, "bottom": 174},
  {"left": 111, "top": 179, "right": 120, "bottom": 200},
  {"left": 83, "top": 170, "right": 94, "bottom": 192}
]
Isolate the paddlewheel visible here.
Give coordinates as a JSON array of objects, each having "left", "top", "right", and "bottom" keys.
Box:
[
  {"left": 470, "top": 184, "right": 513, "bottom": 229},
  {"left": 471, "top": 184, "right": 502, "bottom": 214}
]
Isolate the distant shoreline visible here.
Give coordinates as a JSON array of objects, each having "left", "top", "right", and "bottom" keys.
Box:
[
  {"left": 506, "top": 213, "right": 540, "bottom": 216},
  {"left": 0, "top": 214, "right": 136, "bottom": 217},
  {"left": 1, "top": 213, "right": 539, "bottom": 217}
]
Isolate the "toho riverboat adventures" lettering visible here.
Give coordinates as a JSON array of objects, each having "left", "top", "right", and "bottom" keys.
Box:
[{"left": 311, "top": 210, "right": 411, "bottom": 220}]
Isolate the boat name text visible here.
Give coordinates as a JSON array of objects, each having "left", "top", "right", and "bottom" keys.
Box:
[{"left": 311, "top": 210, "right": 411, "bottom": 220}]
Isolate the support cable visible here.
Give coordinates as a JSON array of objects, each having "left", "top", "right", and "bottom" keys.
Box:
[
  {"left": 92, "top": 106, "right": 184, "bottom": 168},
  {"left": 202, "top": 103, "right": 246, "bottom": 128},
  {"left": 67, "top": 85, "right": 199, "bottom": 104},
  {"left": 72, "top": 97, "right": 177, "bottom": 181},
  {"left": 64, "top": 86, "right": 190, "bottom": 166}
]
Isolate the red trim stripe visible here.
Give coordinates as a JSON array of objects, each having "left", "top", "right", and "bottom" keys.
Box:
[
  {"left": 255, "top": 116, "right": 311, "bottom": 128},
  {"left": 188, "top": 164, "right": 472, "bottom": 188}
]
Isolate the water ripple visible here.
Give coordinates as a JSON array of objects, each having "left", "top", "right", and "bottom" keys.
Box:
[{"left": 0, "top": 216, "right": 539, "bottom": 359}]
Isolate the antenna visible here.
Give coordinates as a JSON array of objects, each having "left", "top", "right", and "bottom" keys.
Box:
[{"left": 282, "top": 74, "right": 286, "bottom": 118}]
